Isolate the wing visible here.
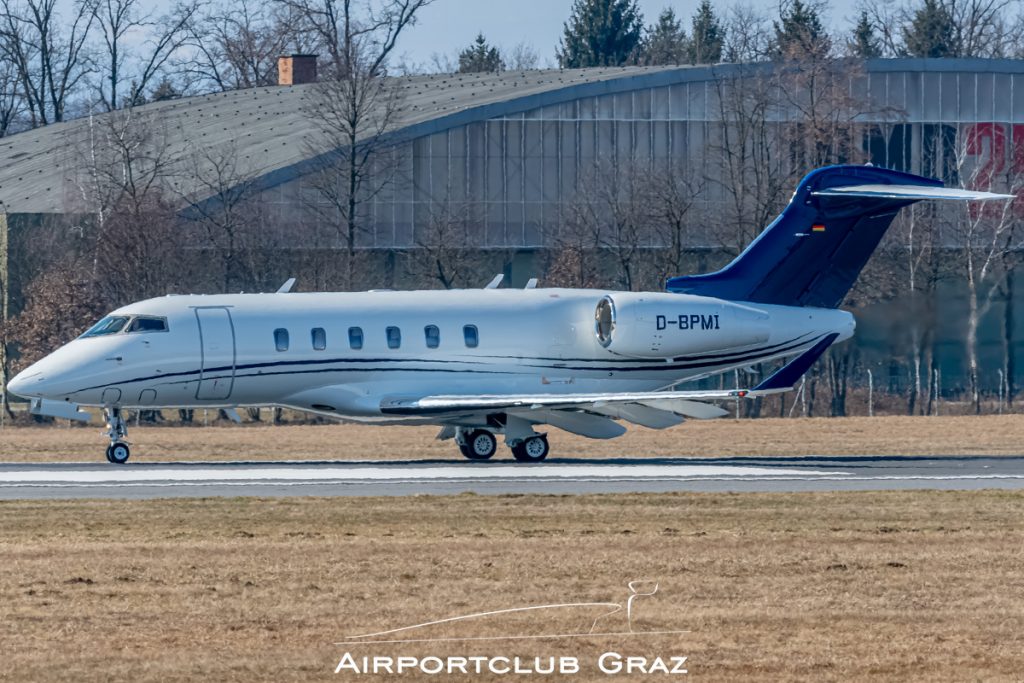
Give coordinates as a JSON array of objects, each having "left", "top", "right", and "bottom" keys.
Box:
[
  {"left": 380, "top": 388, "right": 745, "bottom": 416},
  {"left": 379, "top": 331, "right": 838, "bottom": 438},
  {"left": 380, "top": 389, "right": 744, "bottom": 439}
]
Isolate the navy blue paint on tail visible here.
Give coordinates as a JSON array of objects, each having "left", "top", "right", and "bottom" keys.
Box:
[
  {"left": 754, "top": 333, "right": 839, "bottom": 391},
  {"left": 666, "top": 165, "right": 942, "bottom": 308}
]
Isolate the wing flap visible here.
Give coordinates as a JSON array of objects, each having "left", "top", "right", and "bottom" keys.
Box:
[
  {"left": 587, "top": 402, "right": 686, "bottom": 429},
  {"left": 509, "top": 408, "right": 627, "bottom": 439},
  {"left": 638, "top": 398, "right": 730, "bottom": 419}
]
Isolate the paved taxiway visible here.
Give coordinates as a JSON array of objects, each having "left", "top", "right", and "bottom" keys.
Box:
[{"left": 0, "top": 455, "right": 1023, "bottom": 499}]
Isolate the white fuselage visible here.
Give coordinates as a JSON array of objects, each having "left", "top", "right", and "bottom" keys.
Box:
[{"left": 9, "top": 288, "right": 854, "bottom": 422}]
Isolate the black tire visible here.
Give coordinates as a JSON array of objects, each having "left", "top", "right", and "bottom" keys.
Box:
[
  {"left": 460, "top": 430, "right": 497, "bottom": 460},
  {"left": 107, "top": 442, "right": 130, "bottom": 464},
  {"left": 512, "top": 435, "right": 549, "bottom": 463}
]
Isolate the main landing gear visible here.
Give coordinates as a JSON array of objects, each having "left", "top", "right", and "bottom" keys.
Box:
[
  {"left": 456, "top": 429, "right": 498, "bottom": 460},
  {"left": 511, "top": 434, "right": 550, "bottom": 463},
  {"left": 454, "top": 426, "right": 550, "bottom": 462},
  {"left": 103, "top": 408, "right": 131, "bottom": 464}
]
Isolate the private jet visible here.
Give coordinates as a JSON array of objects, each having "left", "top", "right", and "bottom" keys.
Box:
[{"left": 6, "top": 165, "right": 1010, "bottom": 463}]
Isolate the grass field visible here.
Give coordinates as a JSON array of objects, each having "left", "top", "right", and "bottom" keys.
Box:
[
  {"left": 2, "top": 491, "right": 1023, "bottom": 681},
  {"left": 2, "top": 414, "right": 1024, "bottom": 462}
]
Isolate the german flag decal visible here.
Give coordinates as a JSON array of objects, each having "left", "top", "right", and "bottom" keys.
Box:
[{"left": 811, "top": 224, "right": 826, "bottom": 232}]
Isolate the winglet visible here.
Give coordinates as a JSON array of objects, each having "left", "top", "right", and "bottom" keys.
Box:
[{"left": 753, "top": 333, "right": 839, "bottom": 392}]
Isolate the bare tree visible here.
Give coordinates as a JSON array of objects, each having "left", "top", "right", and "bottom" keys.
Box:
[
  {"left": 0, "top": 0, "right": 94, "bottom": 125},
  {"left": 722, "top": 4, "right": 772, "bottom": 62},
  {"left": 90, "top": 0, "right": 198, "bottom": 110},
  {"left": 410, "top": 199, "right": 486, "bottom": 289},
  {"left": 647, "top": 162, "right": 705, "bottom": 286},
  {"left": 0, "top": 57, "right": 25, "bottom": 135},
  {"left": 179, "top": 143, "right": 274, "bottom": 293},
  {"left": 288, "top": 0, "right": 434, "bottom": 289},
  {"left": 950, "top": 130, "right": 1023, "bottom": 413},
  {"left": 183, "top": 0, "right": 300, "bottom": 92},
  {"left": 504, "top": 42, "right": 539, "bottom": 70}
]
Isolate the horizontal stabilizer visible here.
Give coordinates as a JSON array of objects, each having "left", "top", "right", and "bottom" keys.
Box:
[
  {"left": 753, "top": 333, "right": 839, "bottom": 392},
  {"left": 812, "top": 184, "right": 1014, "bottom": 201}
]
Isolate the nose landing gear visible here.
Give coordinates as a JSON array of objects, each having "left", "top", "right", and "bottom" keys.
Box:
[{"left": 103, "top": 408, "right": 131, "bottom": 464}]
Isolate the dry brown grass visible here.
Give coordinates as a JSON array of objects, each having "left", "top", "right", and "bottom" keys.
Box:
[
  {"left": 2, "top": 492, "right": 1023, "bottom": 681},
  {"left": 2, "top": 414, "right": 1024, "bottom": 462}
]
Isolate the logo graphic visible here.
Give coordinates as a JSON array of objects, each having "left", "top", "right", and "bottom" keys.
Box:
[{"left": 333, "top": 581, "right": 690, "bottom": 676}]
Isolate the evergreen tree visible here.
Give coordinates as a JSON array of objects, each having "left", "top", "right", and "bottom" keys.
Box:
[
  {"left": 150, "top": 78, "right": 180, "bottom": 102},
  {"left": 902, "top": 0, "right": 956, "bottom": 58},
  {"left": 640, "top": 8, "right": 688, "bottom": 65},
  {"left": 689, "top": 0, "right": 724, "bottom": 64},
  {"left": 458, "top": 33, "right": 504, "bottom": 73},
  {"left": 850, "top": 11, "right": 881, "bottom": 58},
  {"left": 557, "top": 0, "right": 644, "bottom": 68},
  {"left": 773, "top": 0, "right": 831, "bottom": 58}
]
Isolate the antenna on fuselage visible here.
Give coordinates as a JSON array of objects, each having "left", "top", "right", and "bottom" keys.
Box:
[
  {"left": 276, "top": 278, "right": 296, "bottom": 293},
  {"left": 525, "top": 278, "right": 538, "bottom": 289},
  {"left": 484, "top": 274, "right": 504, "bottom": 289}
]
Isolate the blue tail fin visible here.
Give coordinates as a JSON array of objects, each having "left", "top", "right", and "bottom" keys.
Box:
[{"left": 666, "top": 165, "right": 942, "bottom": 308}]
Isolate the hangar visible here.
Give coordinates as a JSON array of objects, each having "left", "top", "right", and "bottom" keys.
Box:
[{"left": 2, "top": 57, "right": 1024, "bottom": 397}]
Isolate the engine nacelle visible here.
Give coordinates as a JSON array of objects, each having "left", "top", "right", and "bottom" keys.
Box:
[{"left": 594, "top": 292, "right": 770, "bottom": 358}]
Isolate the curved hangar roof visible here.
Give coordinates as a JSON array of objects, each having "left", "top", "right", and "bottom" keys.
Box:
[
  {"left": 0, "top": 58, "right": 1021, "bottom": 214},
  {"left": 0, "top": 65, "right": 689, "bottom": 215}
]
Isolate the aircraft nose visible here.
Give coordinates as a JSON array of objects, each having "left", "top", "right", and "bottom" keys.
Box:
[{"left": 6, "top": 368, "right": 41, "bottom": 398}]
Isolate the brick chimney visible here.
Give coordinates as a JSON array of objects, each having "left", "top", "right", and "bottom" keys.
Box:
[{"left": 278, "top": 54, "right": 318, "bottom": 85}]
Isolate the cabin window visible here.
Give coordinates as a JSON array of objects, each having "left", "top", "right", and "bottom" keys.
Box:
[
  {"left": 274, "top": 328, "right": 289, "bottom": 352},
  {"left": 463, "top": 324, "right": 479, "bottom": 348},
  {"left": 348, "top": 327, "right": 363, "bottom": 350},
  {"left": 386, "top": 326, "right": 402, "bottom": 349},
  {"left": 81, "top": 316, "right": 130, "bottom": 338},
  {"left": 424, "top": 325, "right": 440, "bottom": 349},
  {"left": 311, "top": 327, "right": 327, "bottom": 351},
  {"left": 126, "top": 316, "right": 168, "bottom": 333}
]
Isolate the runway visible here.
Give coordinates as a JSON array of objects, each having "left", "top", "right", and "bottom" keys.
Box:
[{"left": 1, "top": 455, "right": 1024, "bottom": 499}]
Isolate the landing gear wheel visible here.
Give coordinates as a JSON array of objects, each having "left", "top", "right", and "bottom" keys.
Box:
[
  {"left": 459, "top": 430, "right": 497, "bottom": 461},
  {"left": 106, "top": 442, "right": 130, "bottom": 464},
  {"left": 512, "top": 435, "right": 549, "bottom": 463}
]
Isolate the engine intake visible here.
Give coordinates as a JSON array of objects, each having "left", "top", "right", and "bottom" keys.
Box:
[{"left": 593, "top": 292, "right": 770, "bottom": 358}]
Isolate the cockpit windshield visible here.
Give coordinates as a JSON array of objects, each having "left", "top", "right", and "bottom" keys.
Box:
[
  {"left": 80, "top": 316, "right": 130, "bottom": 338},
  {"left": 80, "top": 315, "right": 169, "bottom": 338},
  {"left": 126, "top": 316, "right": 168, "bottom": 333}
]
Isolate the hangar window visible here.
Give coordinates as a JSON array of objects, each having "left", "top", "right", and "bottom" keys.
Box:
[
  {"left": 274, "top": 328, "right": 289, "bottom": 352},
  {"left": 311, "top": 327, "right": 327, "bottom": 351},
  {"left": 81, "top": 316, "right": 130, "bottom": 338},
  {"left": 127, "top": 316, "right": 168, "bottom": 333},
  {"left": 348, "top": 327, "right": 363, "bottom": 350},
  {"left": 463, "top": 324, "right": 479, "bottom": 348},
  {"left": 424, "top": 325, "right": 440, "bottom": 349},
  {"left": 386, "top": 326, "right": 402, "bottom": 349}
]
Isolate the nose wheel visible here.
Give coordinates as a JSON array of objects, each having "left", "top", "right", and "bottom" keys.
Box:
[
  {"left": 106, "top": 442, "right": 131, "bottom": 464},
  {"left": 103, "top": 408, "right": 131, "bottom": 464}
]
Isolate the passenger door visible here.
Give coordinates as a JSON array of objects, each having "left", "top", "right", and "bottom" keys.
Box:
[{"left": 195, "top": 308, "right": 236, "bottom": 400}]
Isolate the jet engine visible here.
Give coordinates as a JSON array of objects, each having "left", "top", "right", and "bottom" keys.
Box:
[{"left": 593, "top": 292, "right": 771, "bottom": 358}]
